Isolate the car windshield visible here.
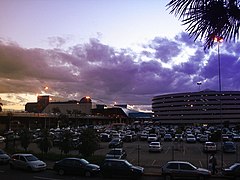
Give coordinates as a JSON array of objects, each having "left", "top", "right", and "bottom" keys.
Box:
[
  {"left": 109, "top": 150, "right": 121, "bottom": 155},
  {"left": 25, "top": 155, "right": 38, "bottom": 161},
  {"left": 124, "top": 160, "right": 132, "bottom": 167},
  {"left": 80, "top": 159, "right": 89, "bottom": 165},
  {"left": 151, "top": 142, "right": 159, "bottom": 145},
  {"left": 0, "top": 150, "right": 5, "bottom": 154},
  {"left": 229, "top": 163, "right": 240, "bottom": 170}
]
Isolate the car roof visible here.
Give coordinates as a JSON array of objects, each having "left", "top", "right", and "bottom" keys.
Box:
[
  {"left": 110, "top": 148, "right": 123, "bottom": 150},
  {"left": 12, "top": 153, "right": 33, "bottom": 156},
  {"left": 104, "top": 159, "right": 126, "bottom": 162},
  {"left": 167, "top": 161, "right": 191, "bottom": 164}
]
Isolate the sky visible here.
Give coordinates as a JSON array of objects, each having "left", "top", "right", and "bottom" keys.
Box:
[{"left": 0, "top": 0, "right": 239, "bottom": 112}]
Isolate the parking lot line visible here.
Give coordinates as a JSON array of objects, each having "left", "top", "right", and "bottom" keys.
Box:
[
  {"left": 165, "top": 146, "right": 170, "bottom": 154},
  {"left": 151, "top": 160, "right": 156, "bottom": 166}
]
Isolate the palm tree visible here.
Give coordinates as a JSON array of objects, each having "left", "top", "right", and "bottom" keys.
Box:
[{"left": 167, "top": 0, "right": 240, "bottom": 49}]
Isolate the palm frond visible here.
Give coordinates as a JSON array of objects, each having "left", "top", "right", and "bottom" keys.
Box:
[{"left": 167, "top": 0, "right": 240, "bottom": 49}]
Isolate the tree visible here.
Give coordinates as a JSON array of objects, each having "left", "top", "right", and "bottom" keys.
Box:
[
  {"left": 78, "top": 128, "right": 100, "bottom": 157},
  {"left": 59, "top": 130, "right": 73, "bottom": 155},
  {"left": 38, "top": 129, "right": 52, "bottom": 155},
  {"left": 167, "top": 0, "right": 240, "bottom": 49},
  {"left": 20, "top": 128, "right": 32, "bottom": 152}
]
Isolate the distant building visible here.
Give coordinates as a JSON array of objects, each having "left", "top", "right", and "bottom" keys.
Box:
[
  {"left": 152, "top": 90, "right": 240, "bottom": 124},
  {"left": 25, "top": 96, "right": 92, "bottom": 115},
  {"left": 91, "top": 104, "right": 153, "bottom": 119}
]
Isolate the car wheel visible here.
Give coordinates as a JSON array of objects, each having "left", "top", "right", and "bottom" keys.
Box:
[
  {"left": 165, "top": 175, "right": 172, "bottom": 180},
  {"left": 58, "top": 169, "right": 65, "bottom": 176},
  {"left": 27, "top": 166, "right": 32, "bottom": 172},
  {"left": 85, "top": 171, "right": 91, "bottom": 177}
]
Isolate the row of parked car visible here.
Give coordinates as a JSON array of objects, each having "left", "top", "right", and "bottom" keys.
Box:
[{"left": 0, "top": 149, "right": 144, "bottom": 179}]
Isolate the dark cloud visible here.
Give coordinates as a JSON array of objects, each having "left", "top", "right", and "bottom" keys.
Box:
[
  {"left": 0, "top": 35, "right": 239, "bottom": 109},
  {"left": 148, "top": 37, "right": 181, "bottom": 63}
]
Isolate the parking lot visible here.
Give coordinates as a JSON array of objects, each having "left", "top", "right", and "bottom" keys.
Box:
[{"left": 96, "top": 140, "right": 240, "bottom": 170}]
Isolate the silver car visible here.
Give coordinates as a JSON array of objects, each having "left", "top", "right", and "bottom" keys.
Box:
[
  {"left": 10, "top": 153, "right": 46, "bottom": 171},
  {"left": 148, "top": 142, "right": 162, "bottom": 152},
  {"left": 162, "top": 161, "right": 211, "bottom": 180},
  {"left": 0, "top": 149, "right": 10, "bottom": 164}
]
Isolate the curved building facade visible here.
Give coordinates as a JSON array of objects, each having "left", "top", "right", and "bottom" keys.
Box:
[{"left": 152, "top": 90, "right": 240, "bottom": 124}]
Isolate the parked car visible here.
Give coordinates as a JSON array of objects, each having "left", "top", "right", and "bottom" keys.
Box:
[
  {"left": 199, "top": 135, "right": 209, "bottom": 143},
  {"left": 105, "top": 148, "right": 127, "bottom": 159},
  {"left": 162, "top": 161, "right": 211, "bottom": 180},
  {"left": 0, "top": 136, "right": 6, "bottom": 142},
  {"left": 164, "top": 134, "right": 173, "bottom": 141},
  {"left": 100, "top": 159, "right": 144, "bottom": 179},
  {"left": 174, "top": 134, "right": 183, "bottom": 141},
  {"left": 149, "top": 142, "right": 162, "bottom": 152},
  {"left": 147, "top": 134, "right": 158, "bottom": 142},
  {"left": 223, "top": 141, "right": 236, "bottom": 153},
  {"left": 140, "top": 131, "right": 148, "bottom": 141},
  {"left": 123, "top": 134, "right": 133, "bottom": 142},
  {"left": 203, "top": 142, "right": 217, "bottom": 153},
  {"left": 222, "top": 162, "right": 240, "bottom": 179},
  {"left": 0, "top": 149, "right": 10, "bottom": 164},
  {"left": 222, "top": 134, "right": 230, "bottom": 141},
  {"left": 186, "top": 134, "right": 196, "bottom": 143},
  {"left": 232, "top": 134, "right": 240, "bottom": 141},
  {"left": 108, "top": 138, "right": 123, "bottom": 148},
  {"left": 53, "top": 158, "right": 100, "bottom": 177},
  {"left": 9, "top": 153, "right": 46, "bottom": 171},
  {"left": 100, "top": 133, "right": 111, "bottom": 142}
]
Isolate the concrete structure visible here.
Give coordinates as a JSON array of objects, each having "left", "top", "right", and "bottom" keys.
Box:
[
  {"left": 25, "top": 96, "right": 92, "bottom": 115},
  {"left": 152, "top": 90, "right": 240, "bottom": 124}
]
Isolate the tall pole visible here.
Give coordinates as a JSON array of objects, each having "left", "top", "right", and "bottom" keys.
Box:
[{"left": 215, "top": 36, "right": 223, "bottom": 169}]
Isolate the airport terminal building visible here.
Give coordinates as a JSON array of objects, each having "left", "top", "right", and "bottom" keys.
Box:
[{"left": 152, "top": 90, "right": 240, "bottom": 124}]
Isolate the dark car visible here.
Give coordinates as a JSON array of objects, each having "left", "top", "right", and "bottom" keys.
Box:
[
  {"left": 100, "top": 159, "right": 144, "bottom": 179},
  {"left": 162, "top": 161, "right": 211, "bottom": 180},
  {"left": 53, "top": 158, "right": 100, "bottom": 177},
  {"left": 0, "top": 149, "right": 10, "bottom": 164},
  {"left": 223, "top": 141, "right": 236, "bottom": 153},
  {"left": 100, "top": 133, "right": 111, "bottom": 142},
  {"left": 108, "top": 138, "right": 123, "bottom": 148},
  {"left": 222, "top": 163, "right": 240, "bottom": 179}
]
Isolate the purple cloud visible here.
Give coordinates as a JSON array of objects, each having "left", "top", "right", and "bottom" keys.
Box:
[{"left": 0, "top": 35, "right": 239, "bottom": 109}]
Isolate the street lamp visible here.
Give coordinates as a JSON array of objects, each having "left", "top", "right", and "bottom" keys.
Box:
[
  {"left": 197, "top": 81, "right": 202, "bottom": 92},
  {"left": 214, "top": 35, "right": 223, "bottom": 169}
]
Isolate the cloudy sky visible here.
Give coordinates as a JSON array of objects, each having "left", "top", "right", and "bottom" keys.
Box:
[{"left": 0, "top": 0, "right": 239, "bottom": 111}]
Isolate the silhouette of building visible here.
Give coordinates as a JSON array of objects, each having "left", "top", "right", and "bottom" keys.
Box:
[{"left": 25, "top": 96, "right": 92, "bottom": 115}]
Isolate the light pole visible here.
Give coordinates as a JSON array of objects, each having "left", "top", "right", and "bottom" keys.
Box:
[
  {"left": 214, "top": 36, "right": 223, "bottom": 169},
  {"left": 197, "top": 81, "right": 202, "bottom": 92}
]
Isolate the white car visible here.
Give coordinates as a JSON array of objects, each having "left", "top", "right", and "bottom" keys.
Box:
[
  {"left": 162, "top": 161, "right": 211, "bottom": 180},
  {"left": 10, "top": 153, "right": 46, "bottom": 171},
  {"left": 203, "top": 142, "right": 217, "bottom": 152},
  {"left": 149, "top": 142, "right": 162, "bottom": 152},
  {"left": 147, "top": 134, "right": 158, "bottom": 142}
]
